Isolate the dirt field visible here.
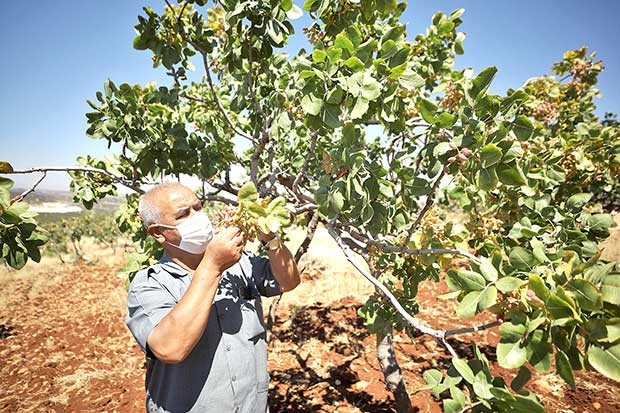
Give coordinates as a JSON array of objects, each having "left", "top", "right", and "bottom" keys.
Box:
[{"left": 1, "top": 230, "right": 619, "bottom": 412}]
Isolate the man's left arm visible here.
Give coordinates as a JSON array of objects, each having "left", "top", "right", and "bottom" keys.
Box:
[{"left": 260, "top": 234, "right": 300, "bottom": 293}]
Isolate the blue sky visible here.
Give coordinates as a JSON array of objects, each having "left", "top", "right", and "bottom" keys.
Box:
[{"left": 1, "top": 1, "right": 619, "bottom": 191}]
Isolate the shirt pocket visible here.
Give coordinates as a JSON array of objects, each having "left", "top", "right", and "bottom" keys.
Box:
[{"left": 240, "top": 296, "right": 266, "bottom": 340}]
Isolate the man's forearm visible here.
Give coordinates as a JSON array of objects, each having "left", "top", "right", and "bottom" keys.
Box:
[
  {"left": 267, "top": 242, "right": 300, "bottom": 292},
  {"left": 146, "top": 268, "right": 221, "bottom": 363}
]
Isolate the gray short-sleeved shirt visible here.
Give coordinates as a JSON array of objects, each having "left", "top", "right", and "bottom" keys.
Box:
[{"left": 126, "top": 251, "right": 281, "bottom": 413}]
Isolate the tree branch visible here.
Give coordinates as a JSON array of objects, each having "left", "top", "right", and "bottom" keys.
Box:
[
  {"left": 201, "top": 53, "right": 253, "bottom": 142},
  {"left": 325, "top": 222, "right": 458, "bottom": 358},
  {"left": 404, "top": 168, "right": 446, "bottom": 246},
  {"left": 16, "top": 172, "right": 47, "bottom": 200},
  {"left": 5, "top": 167, "right": 146, "bottom": 194},
  {"left": 165, "top": 0, "right": 253, "bottom": 143},
  {"left": 336, "top": 222, "right": 480, "bottom": 263},
  {"left": 327, "top": 223, "right": 500, "bottom": 358},
  {"left": 444, "top": 321, "right": 501, "bottom": 338}
]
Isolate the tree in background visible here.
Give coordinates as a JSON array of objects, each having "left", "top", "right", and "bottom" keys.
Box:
[{"left": 2, "top": 1, "right": 619, "bottom": 411}]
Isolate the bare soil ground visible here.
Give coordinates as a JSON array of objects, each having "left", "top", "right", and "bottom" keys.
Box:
[{"left": 1, "top": 229, "right": 618, "bottom": 412}]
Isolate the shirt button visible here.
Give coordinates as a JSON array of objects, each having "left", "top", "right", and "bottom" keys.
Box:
[{"left": 226, "top": 345, "right": 232, "bottom": 351}]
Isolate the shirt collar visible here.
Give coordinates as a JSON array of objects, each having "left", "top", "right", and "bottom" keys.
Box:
[{"left": 152, "top": 254, "right": 191, "bottom": 277}]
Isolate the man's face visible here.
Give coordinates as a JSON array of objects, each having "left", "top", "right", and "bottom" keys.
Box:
[{"left": 152, "top": 186, "right": 203, "bottom": 246}]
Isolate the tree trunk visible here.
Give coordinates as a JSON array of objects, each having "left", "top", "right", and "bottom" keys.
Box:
[
  {"left": 266, "top": 212, "right": 319, "bottom": 341},
  {"left": 376, "top": 331, "right": 413, "bottom": 413}
]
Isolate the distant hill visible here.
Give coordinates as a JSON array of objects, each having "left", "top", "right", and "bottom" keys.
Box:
[{"left": 11, "top": 187, "right": 125, "bottom": 214}]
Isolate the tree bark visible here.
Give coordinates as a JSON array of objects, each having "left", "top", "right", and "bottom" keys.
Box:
[{"left": 376, "top": 331, "right": 413, "bottom": 413}]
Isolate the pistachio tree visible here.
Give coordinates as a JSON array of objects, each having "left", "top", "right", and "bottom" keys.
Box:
[{"left": 2, "top": 1, "right": 619, "bottom": 412}]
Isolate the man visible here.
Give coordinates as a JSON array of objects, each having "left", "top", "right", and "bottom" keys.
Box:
[{"left": 125, "top": 182, "right": 300, "bottom": 413}]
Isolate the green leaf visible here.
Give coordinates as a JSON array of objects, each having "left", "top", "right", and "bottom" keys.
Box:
[
  {"left": 446, "top": 269, "right": 487, "bottom": 291},
  {"left": 472, "top": 372, "right": 494, "bottom": 400},
  {"left": 469, "top": 66, "right": 497, "bottom": 99},
  {"left": 328, "top": 190, "right": 345, "bottom": 213},
  {"left": 280, "top": 0, "right": 293, "bottom": 11},
  {"left": 0, "top": 161, "right": 14, "bottom": 173},
  {"left": 513, "top": 115, "right": 536, "bottom": 140},
  {"left": 556, "top": 350, "right": 576, "bottom": 389},
  {"left": 248, "top": 203, "right": 267, "bottom": 217},
  {"left": 456, "top": 291, "right": 481, "bottom": 318},
  {"left": 286, "top": 4, "right": 303, "bottom": 19},
  {"left": 301, "top": 95, "right": 323, "bottom": 116},
  {"left": 361, "top": 75, "right": 382, "bottom": 100},
  {"left": 398, "top": 71, "right": 425, "bottom": 89},
  {"left": 496, "top": 277, "right": 525, "bottom": 293},
  {"left": 567, "top": 279, "right": 602, "bottom": 311},
  {"left": 0, "top": 176, "right": 14, "bottom": 193},
  {"left": 433, "top": 142, "right": 454, "bottom": 157},
  {"left": 312, "top": 49, "right": 327, "bottom": 63},
  {"left": 478, "top": 167, "right": 498, "bottom": 191},
  {"left": 322, "top": 104, "right": 342, "bottom": 129},
  {"left": 408, "top": 177, "right": 431, "bottom": 196},
  {"left": 436, "top": 112, "right": 457, "bottom": 128},
  {"left": 527, "top": 332, "right": 552, "bottom": 371},
  {"left": 528, "top": 274, "right": 550, "bottom": 301},
  {"left": 509, "top": 247, "right": 536, "bottom": 271},
  {"left": 418, "top": 99, "right": 437, "bottom": 123},
  {"left": 350, "top": 97, "right": 369, "bottom": 119},
  {"left": 479, "top": 257, "right": 498, "bottom": 282},
  {"left": 480, "top": 144, "right": 503, "bottom": 167},
  {"left": 585, "top": 213, "right": 613, "bottom": 234},
  {"left": 497, "top": 163, "right": 527, "bottom": 186},
  {"left": 344, "top": 56, "right": 365, "bottom": 72},
  {"left": 511, "top": 366, "right": 532, "bottom": 391},
  {"left": 602, "top": 274, "right": 620, "bottom": 305},
  {"left": 511, "top": 394, "right": 545, "bottom": 413},
  {"left": 478, "top": 285, "right": 498, "bottom": 310},
  {"left": 334, "top": 32, "right": 354, "bottom": 52},
  {"left": 266, "top": 197, "right": 286, "bottom": 213},
  {"left": 497, "top": 340, "right": 528, "bottom": 369},
  {"left": 237, "top": 182, "right": 259, "bottom": 203},
  {"left": 423, "top": 369, "right": 443, "bottom": 388},
  {"left": 452, "top": 358, "right": 475, "bottom": 384},
  {"left": 587, "top": 344, "right": 620, "bottom": 381},
  {"left": 566, "top": 193, "right": 593, "bottom": 210},
  {"left": 546, "top": 295, "right": 574, "bottom": 319}
]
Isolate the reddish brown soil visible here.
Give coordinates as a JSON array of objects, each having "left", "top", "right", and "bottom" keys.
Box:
[{"left": 0, "top": 260, "right": 618, "bottom": 412}]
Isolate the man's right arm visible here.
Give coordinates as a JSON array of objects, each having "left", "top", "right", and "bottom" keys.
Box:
[{"left": 146, "top": 227, "right": 244, "bottom": 363}]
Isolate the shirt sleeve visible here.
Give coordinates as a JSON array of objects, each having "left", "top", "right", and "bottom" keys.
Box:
[
  {"left": 125, "top": 269, "right": 176, "bottom": 354},
  {"left": 246, "top": 251, "right": 281, "bottom": 297}
]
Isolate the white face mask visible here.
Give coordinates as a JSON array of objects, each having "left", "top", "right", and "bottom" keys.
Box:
[{"left": 156, "top": 212, "right": 213, "bottom": 254}]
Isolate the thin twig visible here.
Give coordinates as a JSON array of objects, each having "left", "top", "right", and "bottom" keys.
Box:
[
  {"left": 292, "top": 131, "right": 319, "bottom": 194},
  {"left": 250, "top": 113, "right": 272, "bottom": 188},
  {"left": 203, "top": 195, "right": 238, "bottom": 206},
  {"left": 17, "top": 172, "right": 47, "bottom": 200}
]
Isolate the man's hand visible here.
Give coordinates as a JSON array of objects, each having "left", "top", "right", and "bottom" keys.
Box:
[{"left": 200, "top": 226, "right": 245, "bottom": 274}]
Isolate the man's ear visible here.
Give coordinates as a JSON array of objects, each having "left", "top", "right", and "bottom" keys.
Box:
[{"left": 147, "top": 224, "right": 166, "bottom": 244}]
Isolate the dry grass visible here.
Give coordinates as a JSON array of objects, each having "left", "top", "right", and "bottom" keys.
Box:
[
  {"left": 275, "top": 226, "right": 374, "bottom": 307},
  {"left": 601, "top": 212, "right": 620, "bottom": 262}
]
